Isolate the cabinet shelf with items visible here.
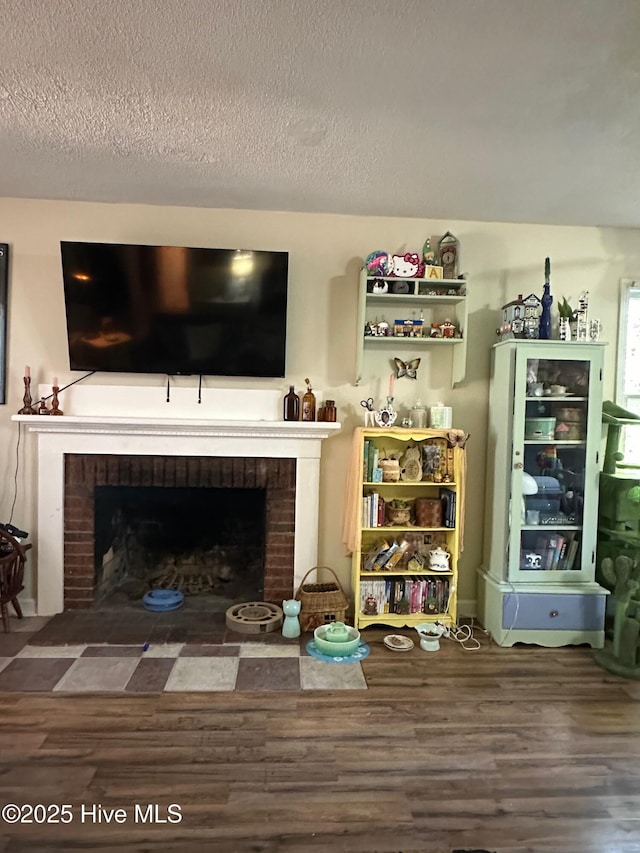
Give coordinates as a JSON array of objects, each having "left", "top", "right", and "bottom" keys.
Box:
[
  {"left": 478, "top": 340, "right": 609, "bottom": 648},
  {"left": 348, "top": 427, "right": 466, "bottom": 631},
  {"left": 355, "top": 269, "right": 468, "bottom": 387}
]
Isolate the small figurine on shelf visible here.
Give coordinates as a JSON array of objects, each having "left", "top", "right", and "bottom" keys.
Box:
[
  {"left": 575, "top": 292, "right": 589, "bottom": 341},
  {"left": 422, "top": 237, "right": 436, "bottom": 266},
  {"left": 282, "top": 598, "right": 301, "bottom": 639},
  {"left": 364, "top": 594, "right": 378, "bottom": 616},
  {"left": 438, "top": 231, "right": 459, "bottom": 279}
]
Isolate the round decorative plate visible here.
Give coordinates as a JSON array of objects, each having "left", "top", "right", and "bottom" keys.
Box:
[
  {"left": 383, "top": 634, "right": 415, "bottom": 652},
  {"left": 364, "top": 250, "right": 391, "bottom": 275}
]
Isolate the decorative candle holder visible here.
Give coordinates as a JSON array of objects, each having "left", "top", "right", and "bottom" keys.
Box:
[
  {"left": 50, "top": 385, "right": 63, "bottom": 416},
  {"left": 17, "top": 376, "right": 37, "bottom": 415}
]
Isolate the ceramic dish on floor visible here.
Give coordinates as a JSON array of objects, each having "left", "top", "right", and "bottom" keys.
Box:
[{"left": 383, "top": 634, "right": 414, "bottom": 652}]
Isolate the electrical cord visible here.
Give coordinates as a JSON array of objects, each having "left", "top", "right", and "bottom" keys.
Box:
[
  {"left": 10, "top": 370, "right": 95, "bottom": 524},
  {"left": 434, "top": 618, "right": 482, "bottom": 651},
  {"left": 447, "top": 622, "right": 482, "bottom": 651},
  {"left": 37, "top": 370, "right": 96, "bottom": 402},
  {"left": 8, "top": 421, "right": 21, "bottom": 525}
]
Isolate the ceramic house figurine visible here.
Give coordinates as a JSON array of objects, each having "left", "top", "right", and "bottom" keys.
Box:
[{"left": 499, "top": 293, "right": 541, "bottom": 340}]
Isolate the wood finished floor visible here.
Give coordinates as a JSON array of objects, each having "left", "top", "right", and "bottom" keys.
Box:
[{"left": 1, "top": 626, "right": 639, "bottom": 853}]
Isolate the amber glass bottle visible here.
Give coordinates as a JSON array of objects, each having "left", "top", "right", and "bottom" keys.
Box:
[
  {"left": 323, "top": 400, "right": 337, "bottom": 422},
  {"left": 301, "top": 378, "right": 316, "bottom": 421},
  {"left": 283, "top": 386, "right": 300, "bottom": 421}
]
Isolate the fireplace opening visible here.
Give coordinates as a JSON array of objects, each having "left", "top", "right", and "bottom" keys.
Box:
[{"left": 94, "top": 485, "right": 266, "bottom": 610}]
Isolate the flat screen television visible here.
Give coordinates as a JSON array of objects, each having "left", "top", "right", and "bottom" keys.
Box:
[{"left": 60, "top": 242, "right": 289, "bottom": 377}]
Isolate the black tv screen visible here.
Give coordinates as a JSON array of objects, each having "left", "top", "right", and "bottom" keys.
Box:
[{"left": 60, "top": 242, "right": 289, "bottom": 378}]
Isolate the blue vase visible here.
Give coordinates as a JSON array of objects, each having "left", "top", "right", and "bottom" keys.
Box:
[{"left": 540, "top": 282, "right": 552, "bottom": 340}]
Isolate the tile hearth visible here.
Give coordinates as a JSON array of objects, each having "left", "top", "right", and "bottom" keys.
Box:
[{"left": 0, "top": 614, "right": 368, "bottom": 693}]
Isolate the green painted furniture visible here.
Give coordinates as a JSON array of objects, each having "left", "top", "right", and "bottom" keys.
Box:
[{"left": 595, "top": 403, "right": 640, "bottom": 677}]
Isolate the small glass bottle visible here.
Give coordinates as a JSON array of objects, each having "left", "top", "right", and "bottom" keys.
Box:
[
  {"left": 283, "top": 385, "right": 300, "bottom": 421},
  {"left": 324, "top": 400, "right": 337, "bottom": 422},
  {"left": 301, "top": 378, "right": 316, "bottom": 421}
]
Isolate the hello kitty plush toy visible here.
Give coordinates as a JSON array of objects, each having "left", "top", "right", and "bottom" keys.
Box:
[{"left": 391, "top": 252, "right": 423, "bottom": 278}]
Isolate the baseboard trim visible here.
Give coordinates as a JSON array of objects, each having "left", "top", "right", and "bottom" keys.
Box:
[
  {"left": 18, "top": 597, "right": 37, "bottom": 618},
  {"left": 457, "top": 598, "right": 477, "bottom": 619}
]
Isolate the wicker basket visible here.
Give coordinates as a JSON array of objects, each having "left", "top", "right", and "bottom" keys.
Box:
[
  {"left": 294, "top": 566, "right": 349, "bottom": 632},
  {"left": 414, "top": 497, "right": 443, "bottom": 528}
]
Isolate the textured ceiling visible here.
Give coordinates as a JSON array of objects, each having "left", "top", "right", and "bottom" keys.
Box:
[{"left": 2, "top": 0, "right": 640, "bottom": 227}]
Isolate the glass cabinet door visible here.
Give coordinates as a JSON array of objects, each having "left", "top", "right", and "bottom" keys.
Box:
[{"left": 509, "top": 347, "right": 600, "bottom": 583}]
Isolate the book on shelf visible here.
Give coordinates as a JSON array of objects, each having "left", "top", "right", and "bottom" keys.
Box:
[
  {"left": 363, "top": 439, "right": 370, "bottom": 481},
  {"left": 531, "top": 531, "right": 581, "bottom": 571},
  {"left": 363, "top": 439, "right": 380, "bottom": 482},
  {"left": 360, "top": 576, "right": 450, "bottom": 616},
  {"left": 549, "top": 534, "right": 565, "bottom": 570},
  {"left": 564, "top": 535, "right": 580, "bottom": 570},
  {"left": 363, "top": 539, "right": 390, "bottom": 571},
  {"left": 361, "top": 492, "right": 386, "bottom": 528},
  {"left": 439, "top": 487, "right": 456, "bottom": 528},
  {"left": 384, "top": 538, "right": 410, "bottom": 569}
]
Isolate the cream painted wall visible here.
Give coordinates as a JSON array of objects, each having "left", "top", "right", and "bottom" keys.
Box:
[{"left": 1, "top": 197, "right": 639, "bottom": 610}]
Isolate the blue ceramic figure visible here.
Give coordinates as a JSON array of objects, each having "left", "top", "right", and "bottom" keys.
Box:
[
  {"left": 539, "top": 257, "right": 553, "bottom": 340},
  {"left": 282, "top": 599, "right": 301, "bottom": 638}
]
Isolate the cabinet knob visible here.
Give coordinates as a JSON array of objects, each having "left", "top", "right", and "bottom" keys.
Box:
[
  {"left": 549, "top": 610, "right": 559, "bottom": 618},
  {"left": 514, "top": 462, "right": 523, "bottom": 469}
]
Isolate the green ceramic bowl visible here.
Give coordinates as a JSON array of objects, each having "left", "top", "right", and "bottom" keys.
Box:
[{"left": 314, "top": 624, "right": 361, "bottom": 657}]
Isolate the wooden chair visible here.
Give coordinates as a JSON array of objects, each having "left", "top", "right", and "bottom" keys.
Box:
[{"left": 0, "top": 527, "right": 31, "bottom": 633}]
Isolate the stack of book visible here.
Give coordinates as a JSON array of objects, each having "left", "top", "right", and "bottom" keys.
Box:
[
  {"left": 362, "top": 492, "right": 385, "bottom": 527},
  {"left": 363, "top": 439, "right": 383, "bottom": 482},
  {"left": 360, "top": 577, "right": 451, "bottom": 615},
  {"left": 524, "top": 531, "right": 580, "bottom": 571}
]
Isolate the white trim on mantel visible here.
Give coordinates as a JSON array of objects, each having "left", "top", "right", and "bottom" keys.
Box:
[
  {"left": 13, "top": 413, "right": 340, "bottom": 616},
  {"left": 14, "top": 415, "right": 339, "bottom": 440}
]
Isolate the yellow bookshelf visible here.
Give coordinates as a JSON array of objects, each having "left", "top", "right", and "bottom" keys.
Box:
[{"left": 350, "top": 427, "right": 466, "bottom": 630}]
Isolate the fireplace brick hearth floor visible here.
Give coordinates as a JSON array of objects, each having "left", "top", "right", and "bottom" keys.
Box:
[{"left": 0, "top": 612, "right": 368, "bottom": 693}]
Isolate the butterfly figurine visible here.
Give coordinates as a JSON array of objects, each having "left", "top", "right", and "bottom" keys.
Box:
[
  {"left": 447, "top": 430, "right": 470, "bottom": 449},
  {"left": 394, "top": 357, "right": 421, "bottom": 380}
]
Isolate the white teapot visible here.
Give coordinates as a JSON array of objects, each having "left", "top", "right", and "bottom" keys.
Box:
[{"left": 428, "top": 546, "right": 450, "bottom": 572}]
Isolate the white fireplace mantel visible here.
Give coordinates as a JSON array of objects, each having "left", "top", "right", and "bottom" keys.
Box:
[{"left": 15, "top": 404, "right": 340, "bottom": 615}]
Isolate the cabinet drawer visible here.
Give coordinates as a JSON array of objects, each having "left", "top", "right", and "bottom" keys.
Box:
[{"left": 502, "top": 592, "right": 606, "bottom": 632}]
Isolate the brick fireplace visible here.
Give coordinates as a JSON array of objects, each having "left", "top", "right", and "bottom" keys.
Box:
[
  {"left": 65, "top": 454, "right": 296, "bottom": 608},
  {"left": 15, "top": 385, "right": 340, "bottom": 616}
]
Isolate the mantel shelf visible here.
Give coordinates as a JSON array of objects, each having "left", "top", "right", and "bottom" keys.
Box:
[{"left": 12, "top": 415, "right": 341, "bottom": 440}]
